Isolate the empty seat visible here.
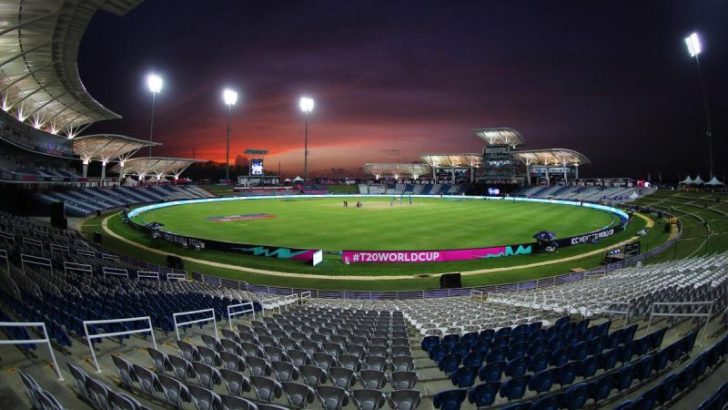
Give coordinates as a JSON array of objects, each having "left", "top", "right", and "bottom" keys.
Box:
[
  {"left": 246, "top": 356, "right": 272, "bottom": 377},
  {"left": 169, "top": 354, "right": 196, "bottom": 381},
  {"left": 250, "top": 375, "right": 283, "bottom": 402},
  {"left": 158, "top": 373, "right": 191, "bottom": 407},
  {"left": 391, "top": 371, "right": 418, "bottom": 390},
  {"left": 188, "top": 384, "right": 222, "bottom": 410},
  {"left": 220, "top": 394, "right": 257, "bottom": 410},
  {"left": 389, "top": 389, "right": 422, "bottom": 410},
  {"left": 352, "top": 388, "right": 386, "bottom": 410},
  {"left": 178, "top": 340, "right": 200, "bottom": 361},
  {"left": 132, "top": 363, "right": 161, "bottom": 395},
  {"left": 192, "top": 361, "right": 222, "bottom": 388},
  {"left": 300, "top": 364, "right": 328, "bottom": 387},
  {"left": 148, "top": 347, "right": 172, "bottom": 373},
  {"left": 272, "top": 361, "right": 299, "bottom": 382},
  {"left": 468, "top": 382, "right": 500, "bottom": 408},
  {"left": 329, "top": 367, "right": 356, "bottom": 389},
  {"left": 316, "top": 385, "right": 350, "bottom": 410},
  {"left": 433, "top": 388, "right": 467, "bottom": 410},
  {"left": 360, "top": 369, "right": 387, "bottom": 389},
  {"left": 282, "top": 381, "right": 315, "bottom": 408},
  {"left": 111, "top": 355, "right": 136, "bottom": 387},
  {"left": 220, "top": 368, "right": 250, "bottom": 396}
]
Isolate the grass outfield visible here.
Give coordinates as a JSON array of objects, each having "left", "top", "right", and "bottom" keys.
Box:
[
  {"left": 130, "top": 197, "right": 620, "bottom": 251},
  {"left": 77, "top": 194, "right": 676, "bottom": 290}
]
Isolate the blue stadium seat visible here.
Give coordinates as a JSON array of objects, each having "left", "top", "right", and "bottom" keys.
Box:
[
  {"left": 634, "top": 389, "right": 657, "bottom": 410},
  {"left": 462, "top": 352, "right": 484, "bottom": 369},
  {"left": 421, "top": 336, "right": 439, "bottom": 352},
  {"left": 529, "top": 368, "right": 557, "bottom": 393},
  {"left": 578, "top": 355, "right": 598, "bottom": 378},
  {"left": 569, "top": 341, "right": 588, "bottom": 361},
  {"left": 442, "top": 334, "right": 459, "bottom": 350},
  {"left": 549, "top": 347, "right": 569, "bottom": 367},
  {"left": 430, "top": 345, "right": 449, "bottom": 362},
  {"left": 499, "top": 375, "right": 530, "bottom": 401},
  {"left": 486, "top": 347, "right": 506, "bottom": 364},
  {"left": 528, "top": 352, "right": 549, "bottom": 373},
  {"left": 495, "top": 327, "right": 511, "bottom": 339},
  {"left": 508, "top": 342, "right": 528, "bottom": 360},
  {"left": 562, "top": 382, "right": 589, "bottom": 410},
  {"left": 613, "top": 364, "right": 634, "bottom": 391},
  {"left": 557, "top": 362, "right": 578, "bottom": 387},
  {"left": 433, "top": 388, "right": 467, "bottom": 410},
  {"left": 468, "top": 382, "right": 499, "bottom": 407},
  {"left": 479, "top": 361, "right": 505, "bottom": 383},
  {"left": 438, "top": 354, "right": 462, "bottom": 374},
  {"left": 505, "top": 357, "right": 527, "bottom": 378},
  {"left": 451, "top": 343, "right": 470, "bottom": 357},
  {"left": 634, "top": 354, "right": 654, "bottom": 381},
  {"left": 450, "top": 367, "right": 478, "bottom": 388},
  {"left": 589, "top": 375, "right": 613, "bottom": 403},
  {"left": 461, "top": 332, "right": 478, "bottom": 347},
  {"left": 478, "top": 329, "right": 495, "bottom": 341},
  {"left": 656, "top": 374, "right": 678, "bottom": 404},
  {"left": 599, "top": 348, "right": 618, "bottom": 371},
  {"left": 532, "top": 393, "right": 562, "bottom": 410}
]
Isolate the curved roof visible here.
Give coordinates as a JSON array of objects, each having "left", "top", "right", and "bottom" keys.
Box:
[
  {"left": 513, "top": 148, "right": 591, "bottom": 166},
  {"left": 473, "top": 127, "right": 525, "bottom": 146},
  {"left": 420, "top": 153, "right": 482, "bottom": 168},
  {"left": 362, "top": 163, "right": 430, "bottom": 177},
  {"left": 0, "top": 0, "right": 142, "bottom": 136},
  {"left": 72, "top": 134, "right": 158, "bottom": 163},
  {"left": 111, "top": 157, "right": 203, "bottom": 177}
]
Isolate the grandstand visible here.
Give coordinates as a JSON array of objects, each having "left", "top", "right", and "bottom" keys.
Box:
[{"left": 1, "top": 1, "right": 727, "bottom": 409}]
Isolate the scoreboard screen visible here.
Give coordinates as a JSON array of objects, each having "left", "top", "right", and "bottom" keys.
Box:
[{"left": 251, "top": 159, "right": 264, "bottom": 175}]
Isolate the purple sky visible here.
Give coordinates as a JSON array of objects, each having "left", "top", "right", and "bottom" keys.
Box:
[{"left": 79, "top": 0, "right": 728, "bottom": 179}]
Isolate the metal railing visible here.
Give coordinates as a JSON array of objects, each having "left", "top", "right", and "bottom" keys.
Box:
[{"left": 83, "top": 316, "right": 156, "bottom": 373}]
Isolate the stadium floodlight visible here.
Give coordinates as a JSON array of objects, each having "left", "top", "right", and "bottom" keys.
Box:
[
  {"left": 684, "top": 32, "right": 713, "bottom": 177},
  {"left": 223, "top": 88, "right": 238, "bottom": 106},
  {"left": 146, "top": 73, "right": 163, "bottom": 157},
  {"left": 299, "top": 96, "right": 315, "bottom": 182},
  {"left": 685, "top": 32, "right": 701, "bottom": 57},
  {"left": 223, "top": 88, "right": 239, "bottom": 182}
]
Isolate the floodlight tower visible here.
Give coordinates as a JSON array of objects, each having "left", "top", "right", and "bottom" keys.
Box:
[
  {"left": 222, "top": 88, "right": 239, "bottom": 182},
  {"left": 299, "top": 96, "right": 315, "bottom": 182},
  {"left": 684, "top": 32, "right": 713, "bottom": 178},
  {"left": 146, "top": 73, "right": 163, "bottom": 157}
]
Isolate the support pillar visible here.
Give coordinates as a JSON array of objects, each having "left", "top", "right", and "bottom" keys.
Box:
[
  {"left": 526, "top": 161, "right": 532, "bottom": 186},
  {"left": 100, "top": 160, "right": 107, "bottom": 183},
  {"left": 82, "top": 161, "right": 89, "bottom": 178},
  {"left": 544, "top": 163, "right": 550, "bottom": 186},
  {"left": 451, "top": 168, "right": 456, "bottom": 183},
  {"left": 575, "top": 164, "right": 580, "bottom": 180},
  {"left": 562, "top": 159, "right": 568, "bottom": 184}
]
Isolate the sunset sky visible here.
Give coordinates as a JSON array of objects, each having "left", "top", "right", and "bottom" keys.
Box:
[{"left": 79, "top": 1, "right": 727, "bottom": 178}]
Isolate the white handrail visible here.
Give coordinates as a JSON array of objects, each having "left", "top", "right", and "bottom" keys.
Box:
[
  {"left": 173, "top": 308, "right": 217, "bottom": 341},
  {"left": 166, "top": 272, "right": 186, "bottom": 281},
  {"left": 20, "top": 254, "right": 52, "bottom": 275},
  {"left": 299, "top": 291, "right": 312, "bottom": 304},
  {"left": 648, "top": 301, "right": 713, "bottom": 341},
  {"left": 83, "top": 316, "right": 156, "bottom": 373},
  {"left": 102, "top": 267, "right": 128, "bottom": 278},
  {"left": 227, "top": 302, "right": 255, "bottom": 331},
  {"left": 136, "top": 270, "right": 160, "bottom": 280},
  {"left": 63, "top": 261, "right": 93, "bottom": 275},
  {"left": 0, "top": 321, "right": 63, "bottom": 380}
]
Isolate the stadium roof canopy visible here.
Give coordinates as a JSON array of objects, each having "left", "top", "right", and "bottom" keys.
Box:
[
  {"left": 111, "top": 157, "right": 203, "bottom": 180},
  {"left": 513, "top": 148, "right": 591, "bottom": 166},
  {"left": 363, "top": 163, "right": 430, "bottom": 178},
  {"left": 72, "top": 134, "right": 158, "bottom": 164},
  {"left": 0, "top": 0, "right": 142, "bottom": 137},
  {"left": 420, "top": 153, "right": 482, "bottom": 168},
  {"left": 473, "top": 127, "right": 525, "bottom": 147}
]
